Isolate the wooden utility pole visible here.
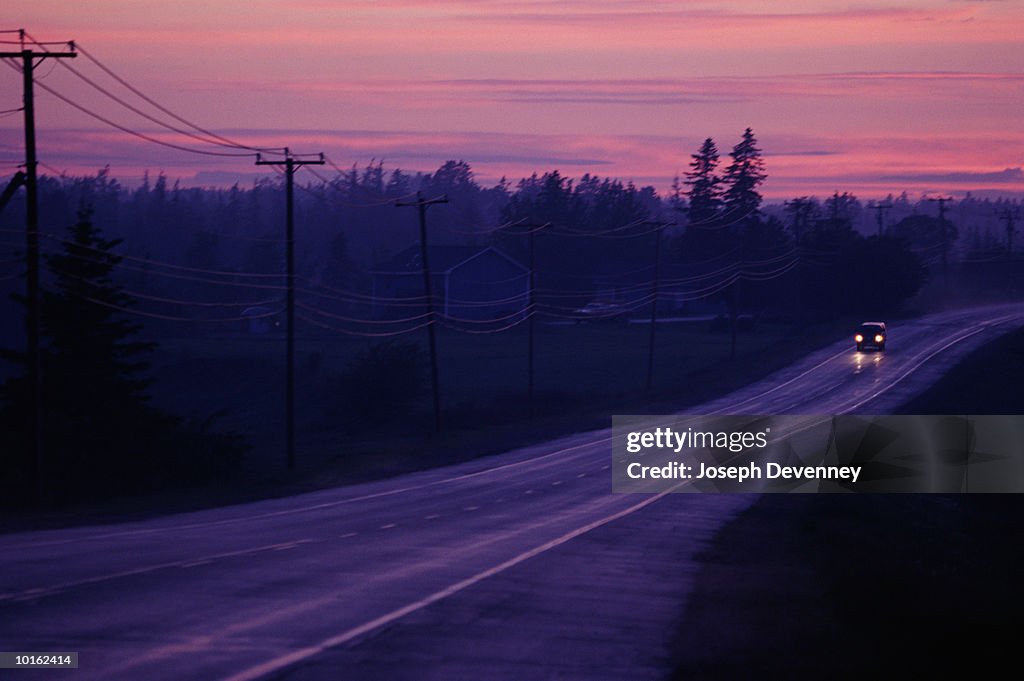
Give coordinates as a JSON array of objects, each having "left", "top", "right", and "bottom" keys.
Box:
[
  {"left": 255, "top": 149, "right": 324, "bottom": 469},
  {"left": 643, "top": 220, "right": 674, "bottom": 391},
  {"left": 997, "top": 208, "right": 1019, "bottom": 255},
  {"left": 871, "top": 201, "right": 892, "bottom": 238},
  {"left": 1, "top": 32, "right": 76, "bottom": 501},
  {"left": 396, "top": 192, "right": 448, "bottom": 433},
  {"left": 505, "top": 219, "right": 549, "bottom": 418},
  {"left": 928, "top": 196, "right": 954, "bottom": 280}
]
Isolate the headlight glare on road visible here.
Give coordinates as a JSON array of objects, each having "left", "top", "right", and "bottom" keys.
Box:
[
  {"left": 855, "top": 334, "right": 863, "bottom": 343},
  {"left": 875, "top": 334, "right": 884, "bottom": 343}
]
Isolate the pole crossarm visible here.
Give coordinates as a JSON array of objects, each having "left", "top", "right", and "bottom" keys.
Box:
[
  {"left": 254, "top": 150, "right": 325, "bottom": 169},
  {"left": 394, "top": 195, "right": 448, "bottom": 209}
]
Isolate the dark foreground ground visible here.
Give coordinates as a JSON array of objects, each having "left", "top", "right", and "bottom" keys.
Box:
[{"left": 672, "top": 326, "right": 1024, "bottom": 679}]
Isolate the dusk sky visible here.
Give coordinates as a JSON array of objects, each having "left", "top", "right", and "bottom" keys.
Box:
[{"left": 3, "top": 0, "right": 1023, "bottom": 199}]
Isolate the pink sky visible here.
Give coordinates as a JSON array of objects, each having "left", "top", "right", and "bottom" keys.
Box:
[{"left": 2, "top": 0, "right": 1023, "bottom": 199}]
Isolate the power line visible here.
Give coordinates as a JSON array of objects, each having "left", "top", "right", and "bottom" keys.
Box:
[
  {"left": 74, "top": 292, "right": 280, "bottom": 323},
  {"left": 17, "top": 69, "right": 255, "bottom": 158},
  {"left": 297, "top": 310, "right": 433, "bottom": 337},
  {"left": 47, "top": 264, "right": 281, "bottom": 308},
  {"left": 45, "top": 52, "right": 270, "bottom": 153},
  {"left": 48, "top": 37, "right": 285, "bottom": 155},
  {"left": 0, "top": 228, "right": 289, "bottom": 279},
  {"left": 294, "top": 300, "right": 431, "bottom": 325}
]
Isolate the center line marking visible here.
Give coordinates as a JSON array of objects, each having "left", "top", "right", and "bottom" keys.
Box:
[
  {"left": 380, "top": 524, "right": 397, "bottom": 530},
  {"left": 0, "top": 539, "right": 316, "bottom": 603},
  {"left": 218, "top": 481, "right": 692, "bottom": 681},
  {"left": 424, "top": 514, "right": 440, "bottom": 520}
]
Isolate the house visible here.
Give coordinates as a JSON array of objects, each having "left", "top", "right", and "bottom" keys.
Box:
[{"left": 370, "top": 246, "right": 530, "bottom": 322}]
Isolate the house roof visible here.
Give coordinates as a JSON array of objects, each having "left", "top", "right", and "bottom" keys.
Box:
[{"left": 371, "top": 245, "right": 527, "bottom": 276}]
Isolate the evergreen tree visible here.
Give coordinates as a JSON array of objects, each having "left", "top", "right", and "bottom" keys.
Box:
[
  {"left": 820, "top": 191, "right": 860, "bottom": 232},
  {"left": 722, "top": 128, "right": 767, "bottom": 222},
  {"left": 685, "top": 137, "right": 722, "bottom": 225},
  {"left": 42, "top": 209, "right": 155, "bottom": 405},
  {"left": 1, "top": 209, "right": 244, "bottom": 503},
  {"left": 1, "top": 209, "right": 154, "bottom": 497}
]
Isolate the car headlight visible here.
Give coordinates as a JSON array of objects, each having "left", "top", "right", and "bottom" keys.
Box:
[
  {"left": 855, "top": 334, "right": 863, "bottom": 343},
  {"left": 874, "top": 334, "right": 884, "bottom": 343}
]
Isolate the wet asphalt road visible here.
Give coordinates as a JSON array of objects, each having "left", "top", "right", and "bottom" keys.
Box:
[{"left": 1, "top": 304, "right": 1022, "bottom": 681}]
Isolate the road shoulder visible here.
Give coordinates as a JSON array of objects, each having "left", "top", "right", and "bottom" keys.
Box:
[{"left": 670, "top": 326, "right": 1024, "bottom": 678}]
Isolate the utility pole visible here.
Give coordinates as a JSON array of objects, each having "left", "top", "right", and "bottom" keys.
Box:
[
  {"left": 500, "top": 219, "right": 550, "bottom": 418},
  {"left": 785, "top": 199, "right": 810, "bottom": 328},
  {"left": 871, "top": 201, "right": 892, "bottom": 238},
  {"left": 928, "top": 196, "right": 954, "bottom": 280},
  {"left": 255, "top": 149, "right": 324, "bottom": 469},
  {"left": 528, "top": 223, "right": 537, "bottom": 419},
  {"left": 396, "top": 191, "right": 448, "bottom": 433},
  {"left": 997, "top": 208, "right": 1019, "bottom": 255},
  {"left": 1, "top": 32, "right": 76, "bottom": 502},
  {"left": 643, "top": 220, "right": 674, "bottom": 391}
]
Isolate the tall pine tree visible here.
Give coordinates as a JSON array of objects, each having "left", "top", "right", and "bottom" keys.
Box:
[
  {"left": 722, "top": 128, "right": 767, "bottom": 223},
  {"left": 41, "top": 208, "right": 155, "bottom": 414},
  {"left": 19, "top": 209, "right": 157, "bottom": 496},
  {"left": 2, "top": 209, "right": 243, "bottom": 503},
  {"left": 685, "top": 137, "right": 722, "bottom": 225}
]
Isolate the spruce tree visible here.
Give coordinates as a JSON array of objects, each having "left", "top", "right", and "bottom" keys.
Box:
[
  {"left": 1, "top": 208, "right": 160, "bottom": 499},
  {"left": 42, "top": 208, "right": 155, "bottom": 414},
  {"left": 722, "top": 128, "right": 767, "bottom": 222},
  {"left": 685, "top": 138, "right": 722, "bottom": 225}
]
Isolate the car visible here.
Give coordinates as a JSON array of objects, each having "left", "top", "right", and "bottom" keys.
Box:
[{"left": 855, "top": 321, "right": 887, "bottom": 352}]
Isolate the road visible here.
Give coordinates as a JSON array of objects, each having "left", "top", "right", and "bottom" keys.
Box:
[{"left": 1, "top": 304, "right": 1022, "bottom": 681}]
